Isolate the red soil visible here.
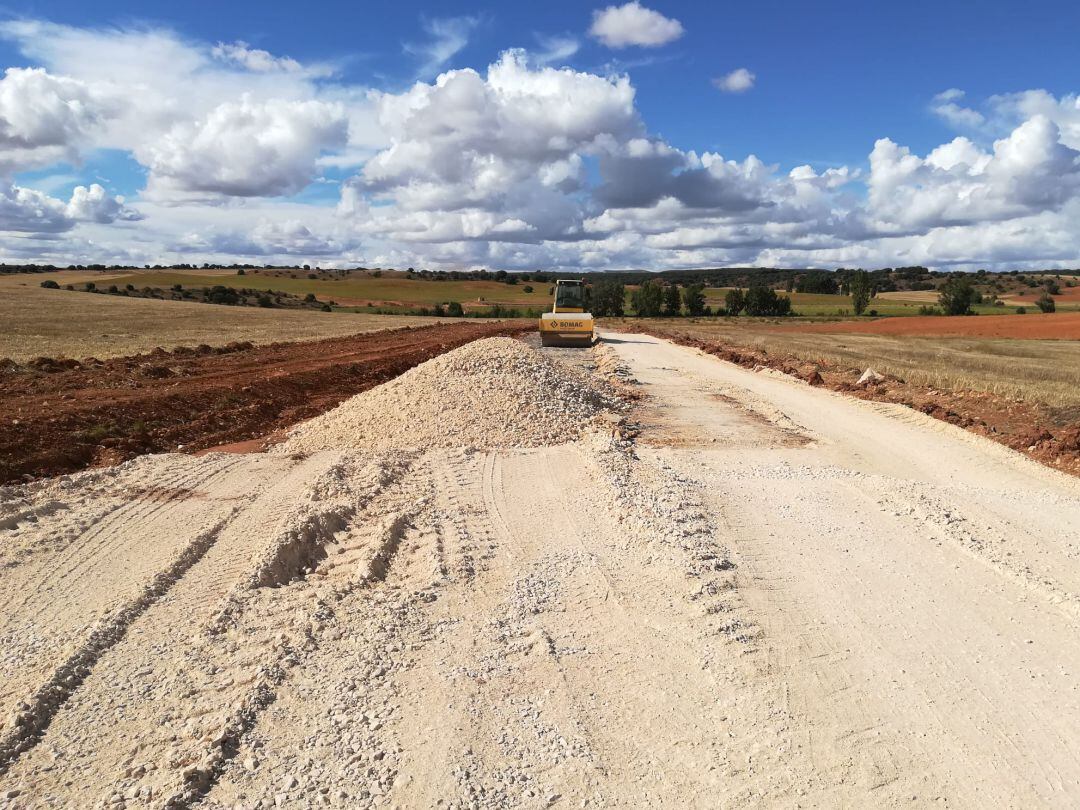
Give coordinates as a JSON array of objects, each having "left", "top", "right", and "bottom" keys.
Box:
[
  {"left": 778, "top": 312, "right": 1080, "bottom": 340},
  {"left": 0, "top": 320, "right": 530, "bottom": 483}
]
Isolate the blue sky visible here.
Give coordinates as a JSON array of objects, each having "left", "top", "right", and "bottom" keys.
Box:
[{"left": 0, "top": 1, "right": 1079, "bottom": 269}]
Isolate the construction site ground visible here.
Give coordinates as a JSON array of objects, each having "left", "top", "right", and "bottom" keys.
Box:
[{"left": 2, "top": 331, "right": 1079, "bottom": 808}]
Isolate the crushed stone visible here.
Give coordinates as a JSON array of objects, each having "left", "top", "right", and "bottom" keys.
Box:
[{"left": 278, "top": 337, "right": 620, "bottom": 453}]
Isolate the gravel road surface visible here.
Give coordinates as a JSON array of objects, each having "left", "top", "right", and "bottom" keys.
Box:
[{"left": 1, "top": 332, "right": 1078, "bottom": 808}]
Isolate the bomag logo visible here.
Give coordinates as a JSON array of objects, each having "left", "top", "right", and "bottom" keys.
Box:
[{"left": 551, "top": 321, "right": 589, "bottom": 329}]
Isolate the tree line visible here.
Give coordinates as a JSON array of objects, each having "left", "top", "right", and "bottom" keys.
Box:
[{"left": 589, "top": 279, "right": 794, "bottom": 318}]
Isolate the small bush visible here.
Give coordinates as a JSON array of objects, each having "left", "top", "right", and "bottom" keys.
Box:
[
  {"left": 446, "top": 301, "right": 464, "bottom": 317},
  {"left": 172, "top": 283, "right": 182, "bottom": 292},
  {"left": 1035, "top": 292, "right": 1056, "bottom": 313},
  {"left": 64, "top": 284, "right": 74, "bottom": 291},
  {"left": 308, "top": 273, "right": 317, "bottom": 279},
  {"left": 256, "top": 294, "right": 274, "bottom": 308},
  {"left": 304, "top": 293, "right": 317, "bottom": 303},
  {"left": 85, "top": 282, "right": 96, "bottom": 291},
  {"left": 1016, "top": 306, "right": 1027, "bottom": 314},
  {"left": 237, "top": 268, "right": 246, "bottom": 276},
  {"left": 40, "top": 279, "right": 60, "bottom": 289},
  {"left": 320, "top": 304, "right": 332, "bottom": 312}
]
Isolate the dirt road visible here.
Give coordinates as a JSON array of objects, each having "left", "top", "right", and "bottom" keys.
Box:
[{"left": 2, "top": 332, "right": 1079, "bottom": 807}]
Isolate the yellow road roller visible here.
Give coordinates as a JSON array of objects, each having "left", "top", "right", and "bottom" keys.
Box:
[{"left": 539, "top": 279, "right": 594, "bottom": 347}]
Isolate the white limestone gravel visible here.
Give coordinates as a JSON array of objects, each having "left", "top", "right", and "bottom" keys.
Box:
[{"left": 278, "top": 337, "right": 620, "bottom": 453}]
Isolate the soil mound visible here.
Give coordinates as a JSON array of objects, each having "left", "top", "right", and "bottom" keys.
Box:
[{"left": 278, "top": 337, "right": 615, "bottom": 452}]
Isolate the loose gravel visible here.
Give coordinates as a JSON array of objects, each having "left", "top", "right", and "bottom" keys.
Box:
[{"left": 278, "top": 337, "right": 620, "bottom": 453}]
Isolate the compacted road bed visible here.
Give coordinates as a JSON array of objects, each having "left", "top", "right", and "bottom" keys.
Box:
[{"left": 1, "top": 333, "right": 1078, "bottom": 807}]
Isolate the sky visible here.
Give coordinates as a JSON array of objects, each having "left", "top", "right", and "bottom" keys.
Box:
[{"left": 1, "top": 0, "right": 1079, "bottom": 271}]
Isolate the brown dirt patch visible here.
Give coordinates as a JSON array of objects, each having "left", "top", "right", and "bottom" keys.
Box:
[
  {"left": 774, "top": 312, "right": 1080, "bottom": 340},
  {"left": 0, "top": 321, "right": 531, "bottom": 483}
]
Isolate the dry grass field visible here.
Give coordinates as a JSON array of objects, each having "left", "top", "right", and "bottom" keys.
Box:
[
  {"left": 623, "top": 317, "right": 1080, "bottom": 410},
  {"left": 0, "top": 274, "right": 447, "bottom": 362}
]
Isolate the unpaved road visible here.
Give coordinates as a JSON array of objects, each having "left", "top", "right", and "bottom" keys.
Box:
[{"left": 2, "top": 332, "right": 1079, "bottom": 808}]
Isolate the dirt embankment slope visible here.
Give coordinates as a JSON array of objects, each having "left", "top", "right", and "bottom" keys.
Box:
[{"left": 0, "top": 321, "right": 530, "bottom": 483}]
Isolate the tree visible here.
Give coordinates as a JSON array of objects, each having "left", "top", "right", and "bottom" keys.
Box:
[
  {"left": 682, "top": 283, "right": 706, "bottom": 316},
  {"left": 592, "top": 280, "right": 626, "bottom": 317},
  {"left": 662, "top": 283, "right": 681, "bottom": 316},
  {"left": 938, "top": 275, "right": 977, "bottom": 315},
  {"left": 1036, "top": 291, "right": 1056, "bottom": 313},
  {"left": 795, "top": 272, "right": 840, "bottom": 294},
  {"left": 744, "top": 286, "right": 792, "bottom": 316},
  {"left": 849, "top": 269, "right": 872, "bottom": 315},
  {"left": 725, "top": 288, "right": 746, "bottom": 316},
  {"left": 631, "top": 280, "right": 663, "bottom": 317},
  {"left": 40, "top": 279, "right": 60, "bottom": 289}
]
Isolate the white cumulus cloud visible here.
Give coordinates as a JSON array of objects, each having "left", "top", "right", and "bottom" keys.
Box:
[
  {"left": 713, "top": 68, "right": 755, "bottom": 94},
  {"left": 589, "top": 2, "right": 684, "bottom": 49},
  {"left": 141, "top": 97, "right": 349, "bottom": 199},
  {"left": 65, "top": 183, "right": 143, "bottom": 223},
  {"left": 0, "top": 67, "right": 118, "bottom": 172}
]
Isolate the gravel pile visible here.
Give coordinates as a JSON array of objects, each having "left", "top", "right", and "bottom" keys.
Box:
[{"left": 279, "top": 337, "right": 616, "bottom": 453}]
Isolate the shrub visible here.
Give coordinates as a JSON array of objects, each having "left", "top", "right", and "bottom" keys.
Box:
[
  {"left": 64, "top": 284, "right": 74, "bottom": 291},
  {"left": 85, "top": 282, "right": 96, "bottom": 291},
  {"left": 1016, "top": 306, "right": 1027, "bottom": 314},
  {"left": 523, "top": 285, "right": 533, "bottom": 293},
  {"left": 938, "top": 275, "right": 977, "bottom": 315},
  {"left": 40, "top": 279, "right": 60, "bottom": 289},
  {"left": 108, "top": 285, "right": 119, "bottom": 294},
  {"left": 320, "top": 304, "right": 332, "bottom": 312},
  {"left": 125, "top": 283, "right": 135, "bottom": 291},
  {"left": 918, "top": 305, "right": 942, "bottom": 316},
  {"left": 237, "top": 268, "right": 246, "bottom": 276},
  {"left": 172, "top": 283, "right": 182, "bottom": 292},
  {"left": 304, "top": 293, "right": 317, "bottom": 303},
  {"left": 256, "top": 294, "right": 274, "bottom": 308},
  {"left": 205, "top": 285, "right": 240, "bottom": 305},
  {"left": 1035, "top": 292, "right": 1056, "bottom": 313},
  {"left": 446, "top": 301, "right": 465, "bottom": 317},
  {"left": 868, "top": 309, "right": 878, "bottom": 317},
  {"left": 308, "top": 273, "right": 317, "bottom": 279}
]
